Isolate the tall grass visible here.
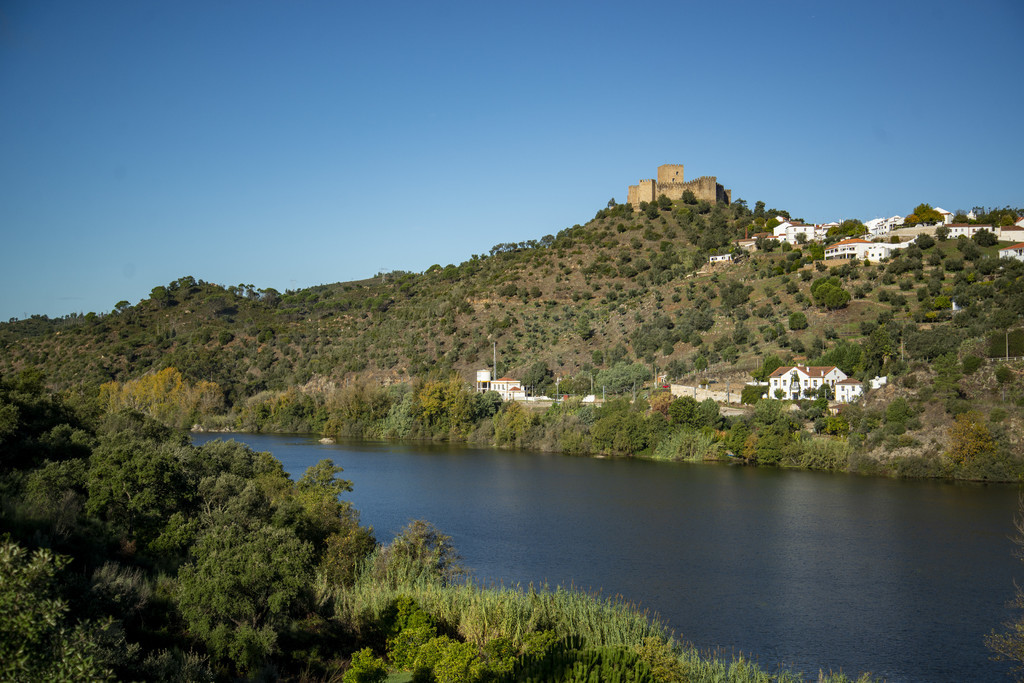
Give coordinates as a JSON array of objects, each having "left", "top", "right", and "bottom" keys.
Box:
[
  {"left": 329, "top": 552, "right": 880, "bottom": 682},
  {"left": 332, "top": 551, "right": 664, "bottom": 650},
  {"left": 786, "top": 437, "right": 851, "bottom": 471},
  {"left": 651, "top": 428, "right": 722, "bottom": 462}
]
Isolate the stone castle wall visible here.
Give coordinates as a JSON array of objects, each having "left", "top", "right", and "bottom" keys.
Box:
[
  {"left": 657, "top": 164, "right": 685, "bottom": 185},
  {"left": 627, "top": 179, "right": 657, "bottom": 207},
  {"left": 628, "top": 164, "right": 731, "bottom": 208}
]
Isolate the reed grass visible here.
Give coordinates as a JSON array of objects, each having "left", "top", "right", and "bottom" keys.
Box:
[
  {"left": 330, "top": 552, "right": 880, "bottom": 682},
  {"left": 334, "top": 553, "right": 664, "bottom": 650}
]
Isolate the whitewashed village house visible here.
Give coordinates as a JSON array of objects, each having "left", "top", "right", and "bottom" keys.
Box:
[
  {"left": 946, "top": 224, "right": 995, "bottom": 239},
  {"left": 835, "top": 378, "right": 865, "bottom": 403},
  {"left": 476, "top": 370, "right": 526, "bottom": 401},
  {"left": 772, "top": 221, "right": 823, "bottom": 245},
  {"left": 1000, "top": 242, "right": 1024, "bottom": 262},
  {"left": 824, "top": 238, "right": 909, "bottom": 263},
  {"left": 864, "top": 216, "right": 904, "bottom": 237},
  {"left": 824, "top": 238, "right": 874, "bottom": 260},
  {"left": 765, "top": 365, "right": 862, "bottom": 403}
]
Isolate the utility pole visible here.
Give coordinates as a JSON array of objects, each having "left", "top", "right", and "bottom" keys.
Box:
[{"left": 493, "top": 341, "right": 497, "bottom": 379}]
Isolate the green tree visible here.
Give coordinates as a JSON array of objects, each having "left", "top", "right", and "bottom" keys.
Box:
[
  {"left": 594, "top": 362, "right": 651, "bottom": 395},
  {"left": 0, "top": 539, "right": 116, "bottom": 681},
  {"left": 86, "top": 434, "right": 191, "bottom": 548},
  {"left": 788, "top": 311, "right": 808, "bottom": 330},
  {"left": 904, "top": 203, "right": 943, "bottom": 226},
  {"left": 810, "top": 275, "right": 852, "bottom": 310},
  {"left": 864, "top": 326, "right": 895, "bottom": 369},
  {"left": 176, "top": 524, "right": 314, "bottom": 673},
  {"left": 343, "top": 648, "right": 387, "bottom": 683},
  {"left": 668, "top": 396, "right": 698, "bottom": 426},
  {"left": 493, "top": 401, "right": 534, "bottom": 448},
  {"left": 914, "top": 233, "right": 935, "bottom": 249},
  {"left": 974, "top": 228, "right": 998, "bottom": 247},
  {"left": 386, "top": 520, "right": 465, "bottom": 585}
]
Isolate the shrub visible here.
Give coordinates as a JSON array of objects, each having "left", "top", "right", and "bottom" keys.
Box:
[
  {"left": 962, "top": 355, "right": 983, "bottom": 374},
  {"left": 343, "top": 648, "right": 387, "bottom": 683}
]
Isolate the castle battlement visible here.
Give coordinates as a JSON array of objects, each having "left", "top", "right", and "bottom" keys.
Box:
[{"left": 627, "top": 164, "right": 731, "bottom": 208}]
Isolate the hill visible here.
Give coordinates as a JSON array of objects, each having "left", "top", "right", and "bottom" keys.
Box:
[{"left": 2, "top": 196, "right": 1023, "bottom": 479}]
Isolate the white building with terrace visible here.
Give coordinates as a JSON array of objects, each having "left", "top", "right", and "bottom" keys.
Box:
[{"left": 765, "top": 365, "right": 861, "bottom": 402}]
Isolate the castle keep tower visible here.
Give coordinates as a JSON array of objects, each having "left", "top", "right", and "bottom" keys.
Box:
[{"left": 628, "top": 163, "right": 731, "bottom": 208}]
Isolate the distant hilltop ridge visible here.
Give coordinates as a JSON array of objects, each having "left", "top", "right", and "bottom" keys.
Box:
[{"left": 628, "top": 163, "right": 731, "bottom": 207}]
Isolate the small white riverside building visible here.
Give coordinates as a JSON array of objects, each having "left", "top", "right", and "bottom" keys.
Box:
[
  {"left": 475, "top": 370, "right": 526, "bottom": 401},
  {"left": 766, "top": 365, "right": 859, "bottom": 402},
  {"left": 835, "top": 378, "right": 864, "bottom": 403}
]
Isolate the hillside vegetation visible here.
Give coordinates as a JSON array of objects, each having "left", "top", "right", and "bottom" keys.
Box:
[{"left": 2, "top": 197, "right": 1023, "bottom": 480}]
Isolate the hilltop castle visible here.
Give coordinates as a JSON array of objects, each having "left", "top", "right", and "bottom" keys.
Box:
[{"left": 627, "top": 164, "right": 731, "bottom": 208}]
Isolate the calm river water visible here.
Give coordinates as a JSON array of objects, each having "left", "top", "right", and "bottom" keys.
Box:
[{"left": 191, "top": 433, "right": 1022, "bottom": 681}]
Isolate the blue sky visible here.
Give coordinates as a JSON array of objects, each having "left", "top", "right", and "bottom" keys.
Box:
[{"left": 2, "top": 0, "right": 1022, "bottom": 320}]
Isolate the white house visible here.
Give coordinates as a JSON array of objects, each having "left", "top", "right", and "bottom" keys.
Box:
[
  {"left": 766, "top": 365, "right": 850, "bottom": 401},
  {"left": 1000, "top": 228, "right": 1024, "bottom": 244},
  {"left": 864, "top": 216, "right": 904, "bottom": 237},
  {"left": 824, "top": 238, "right": 874, "bottom": 260},
  {"left": 1000, "top": 242, "right": 1024, "bottom": 262},
  {"left": 476, "top": 370, "right": 527, "bottom": 401},
  {"left": 1015, "top": 216, "right": 1024, "bottom": 228},
  {"left": 708, "top": 253, "right": 734, "bottom": 264},
  {"left": 946, "top": 224, "right": 995, "bottom": 239},
  {"left": 773, "top": 221, "right": 821, "bottom": 245},
  {"left": 864, "top": 241, "right": 911, "bottom": 262},
  {"left": 834, "top": 378, "right": 864, "bottom": 403},
  {"left": 490, "top": 377, "right": 526, "bottom": 401},
  {"left": 935, "top": 207, "right": 954, "bottom": 225}
]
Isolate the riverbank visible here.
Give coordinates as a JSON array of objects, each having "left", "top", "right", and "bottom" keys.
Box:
[
  {"left": 193, "top": 406, "right": 1022, "bottom": 484},
  {"left": 189, "top": 431, "right": 1023, "bottom": 681}
]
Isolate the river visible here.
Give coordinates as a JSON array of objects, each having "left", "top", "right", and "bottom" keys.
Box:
[{"left": 191, "top": 432, "right": 1022, "bottom": 681}]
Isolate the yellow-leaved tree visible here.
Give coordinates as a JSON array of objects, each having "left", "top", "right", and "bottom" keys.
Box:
[
  {"left": 946, "top": 410, "right": 995, "bottom": 467},
  {"left": 99, "top": 367, "right": 223, "bottom": 429}
]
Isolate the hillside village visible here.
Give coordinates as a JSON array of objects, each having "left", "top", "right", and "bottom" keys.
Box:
[
  {"left": 1, "top": 167, "right": 1022, "bottom": 481},
  {"left": 455, "top": 167, "right": 1024, "bottom": 413}
]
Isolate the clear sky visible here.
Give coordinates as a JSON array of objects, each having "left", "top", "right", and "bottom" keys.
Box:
[{"left": 2, "top": 0, "right": 1022, "bottom": 321}]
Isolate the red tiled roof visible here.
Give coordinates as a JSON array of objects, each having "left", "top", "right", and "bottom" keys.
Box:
[
  {"left": 1001, "top": 242, "right": 1024, "bottom": 250},
  {"left": 768, "top": 365, "right": 840, "bottom": 379},
  {"left": 827, "top": 239, "right": 872, "bottom": 248},
  {"left": 836, "top": 378, "right": 862, "bottom": 385}
]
